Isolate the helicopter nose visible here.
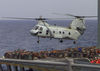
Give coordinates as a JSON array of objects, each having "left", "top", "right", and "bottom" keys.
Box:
[
  {"left": 81, "top": 28, "right": 86, "bottom": 31},
  {"left": 30, "top": 30, "right": 33, "bottom": 34},
  {"left": 83, "top": 27, "right": 86, "bottom": 31},
  {"left": 84, "top": 28, "right": 86, "bottom": 31},
  {"left": 30, "top": 30, "right": 38, "bottom": 35}
]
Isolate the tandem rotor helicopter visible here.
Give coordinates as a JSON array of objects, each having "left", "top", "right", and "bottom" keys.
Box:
[{"left": 3, "top": 13, "right": 97, "bottom": 44}]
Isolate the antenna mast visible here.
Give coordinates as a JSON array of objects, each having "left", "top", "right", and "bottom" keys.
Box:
[{"left": 98, "top": 0, "right": 100, "bottom": 48}]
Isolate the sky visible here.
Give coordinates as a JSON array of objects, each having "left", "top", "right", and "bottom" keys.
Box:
[{"left": 0, "top": 0, "right": 97, "bottom": 20}]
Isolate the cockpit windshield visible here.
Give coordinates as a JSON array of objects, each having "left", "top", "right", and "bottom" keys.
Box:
[{"left": 33, "top": 26, "right": 39, "bottom": 30}]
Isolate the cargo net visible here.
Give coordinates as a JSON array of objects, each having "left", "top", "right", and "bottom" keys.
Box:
[{"left": 4, "top": 46, "right": 100, "bottom": 64}]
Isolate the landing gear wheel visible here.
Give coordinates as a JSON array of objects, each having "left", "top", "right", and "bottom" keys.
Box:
[
  {"left": 73, "top": 41, "right": 76, "bottom": 44},
  {"left": 60, "top": 40, "right": 63, "bottom": 43},
  {"left": 37, "top": 40, "right": 40, "bottom": 43},
  {"left": 37, "top": 37, "right": 40, "bottom": 43}
]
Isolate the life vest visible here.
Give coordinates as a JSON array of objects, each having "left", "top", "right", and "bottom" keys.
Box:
[
  {"left": 94, "top": 60, "right": 97, "bottom": 63},
  {"left": 96, "top": 59, "right": 100, "bottom": 64},
  {"left": 78, "top": 48, "right": 82, "bottom": 52},
  {"left": 90, "top": 60, "right": 94, "bottom": 63},
  {"left": 96, "top": 60, "right": 99, "bottom": 64}
]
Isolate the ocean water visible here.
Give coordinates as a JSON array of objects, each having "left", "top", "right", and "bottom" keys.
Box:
[{"left": 0, "top": 19, "right": 97, "bottom": 57}]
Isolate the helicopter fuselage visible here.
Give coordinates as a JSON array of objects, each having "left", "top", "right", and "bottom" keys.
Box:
[
  {"left": 30, "top": 24, "right": 81, "bottom": 40},
  {"left": 30, "top": 18, "right": 86, "bottom": 43}
]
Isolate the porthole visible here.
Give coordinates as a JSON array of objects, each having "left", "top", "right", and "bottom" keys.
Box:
[
  {"left": 69, "top": 32, "right": 71, "bottom": 35},
  {"left": 59, "top": 31, "right": 61, "bottom": 34},
  {"left": 53, "top": 31, "right": 55, "bottom": 33},
  {"left": 39, "top": 32, "right": 42, "bottom": 34},
  {"left": 63, "top": 32, "right": 65, "bottom": 34}
]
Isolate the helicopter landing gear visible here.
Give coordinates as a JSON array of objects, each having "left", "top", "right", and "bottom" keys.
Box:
[
  {"left": 73, "top": 41, "right": 76, "bottom": 44},
  {"left": 37, "top": 37, "right": 40, "bottom": 43},
  {"left": 37, "top": 40, "right": 40, "bottom": 43},
  {"left": 60, "top": 39, "right": 63, "bottom": 43}
]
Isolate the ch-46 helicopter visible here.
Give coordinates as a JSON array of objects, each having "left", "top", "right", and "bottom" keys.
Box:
[{"left": 3, "top": 13, "right": 97, "bottom": 44}]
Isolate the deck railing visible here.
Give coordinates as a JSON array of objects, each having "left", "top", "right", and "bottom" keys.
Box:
[{"left": 0, "top": 58, "right": 100, "bottom": 71}]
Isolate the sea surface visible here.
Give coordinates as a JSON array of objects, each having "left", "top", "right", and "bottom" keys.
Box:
[{"left": 0, "top": 19, "right": 97, "bottom": 57}]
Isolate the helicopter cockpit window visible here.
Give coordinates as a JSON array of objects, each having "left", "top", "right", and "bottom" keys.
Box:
[
  {"left": 33, "top": 26, "right": 39, "bottom": 30},
  {"left": 40, "top": 27, "right": 43, "bottom": 30}
]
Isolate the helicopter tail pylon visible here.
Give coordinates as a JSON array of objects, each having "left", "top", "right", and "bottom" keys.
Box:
[{"left": 53, "top": 13, "right": 97, "bottom": 35}]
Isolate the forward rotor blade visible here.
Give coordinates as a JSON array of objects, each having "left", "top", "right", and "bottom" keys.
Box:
[
  {"left": 2, "top": 17, "right": 74, "bottom": 20},
  {"left": 2, "top": 17, "right": 36, "bottom": 20}
]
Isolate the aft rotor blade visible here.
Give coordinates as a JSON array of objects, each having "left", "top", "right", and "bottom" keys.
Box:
[
  {"left": 53, "top": 13, "right": 78, "bottom": 18},
  {"left": 66, "top": 14, "right": 98, "bottom": 18},
  {"left": 82, "top": 16, "right": 98, "bottom": 18},
  {"left": 66, "top": 14, "right": 76, "bottom": 17},
  {"left": 47, "top": 18, "right": 74, "bottom": 20},
  {"left": 53, "top": 13, "right": 97, "bottom": 18},
  {"left": 53, "top": 13, "right": 68, "bottom": 16}
]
